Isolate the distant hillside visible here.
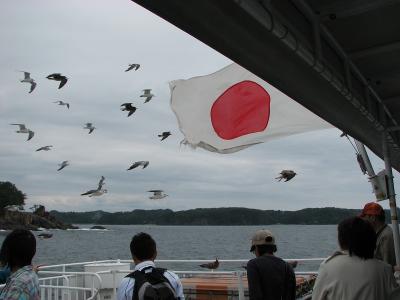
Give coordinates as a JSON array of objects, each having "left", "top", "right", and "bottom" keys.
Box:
[{"left": 49, "top": 207, "right": 386, "bottom": 225}]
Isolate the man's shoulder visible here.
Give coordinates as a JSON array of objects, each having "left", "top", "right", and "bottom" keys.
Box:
[
  {"left": 381, "top": 225, "right": 394, "bottom": 237},
  {"left": 247, "top": 255, "right": 286, "bottom": 268},
  {"left": 163, "top": 269, "right": 181, "bottom": 283}
]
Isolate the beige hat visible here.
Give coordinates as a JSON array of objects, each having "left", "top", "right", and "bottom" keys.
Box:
[{"left": 250, "top": 229, "right": 275, "bottom": 251}]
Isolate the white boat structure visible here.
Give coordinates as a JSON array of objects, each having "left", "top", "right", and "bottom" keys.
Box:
[{"left": 0, "top": 258, "right": 323, "bottom": 300}]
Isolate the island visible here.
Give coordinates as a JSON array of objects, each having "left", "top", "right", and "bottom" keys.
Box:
[{"left": 0, "top": 181, "right": 77, "bottom": 230}]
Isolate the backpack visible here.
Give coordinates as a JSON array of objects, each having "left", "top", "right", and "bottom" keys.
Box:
[{"left": 126, "top": 266, "right": 177, "bottom": 300}]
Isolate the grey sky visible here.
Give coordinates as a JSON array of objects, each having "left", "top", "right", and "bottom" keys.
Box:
[{"left": 0, "top": 0, "right": 398, "bottom": 212}]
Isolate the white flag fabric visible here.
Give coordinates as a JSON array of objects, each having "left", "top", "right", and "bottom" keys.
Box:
[{"left": 170, "top": 63, "right": 332, "bottom": 153}]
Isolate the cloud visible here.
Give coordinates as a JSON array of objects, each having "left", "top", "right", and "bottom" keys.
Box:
[{"left": 1, "top": 0, "right": 398, "bottom": 213}]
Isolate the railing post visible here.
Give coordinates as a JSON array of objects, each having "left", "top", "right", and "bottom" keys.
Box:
[
  {"left": 112, "top": 270, "right": 117, "bottom": 300},
  {"left": 382, "top": 131, "right": 400, "bottom": 267},
  {"left": 236, "top": 271, "right": 245, "bottom": 300}
]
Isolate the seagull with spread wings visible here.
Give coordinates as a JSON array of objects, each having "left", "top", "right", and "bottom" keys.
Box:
[
  {"left": 125, "top": 64, "right": 140, "bottom": 72},
  {"left": 19, "top": 71, "right": 36, "bottom": 93},
  {"left": 10, "top": 124, "right": 34, "bottom": 141},
  {"left": 46, "top": 73, "right": 68, "bottom": 89},
  {"left": 141, "top": 89, "right": 154, "bottom": 103},
  {"left": 148, "top": 190, "right": 168, "bottom": 200},
  {"left": 275, "top": 170, "right": 297, "bottom": 182},
  {"left": 158, "top": 131, "right": 171, "bottom": 141},
  {"left": 81, "top": 176, "right": 107, "bottom": 197},
  {"left": 57, "top": 161, "right": 69, "bottom": 171},
  {"left": 127, "top": 161, "right": 149, "bottom": 171},
  {"left": 36, "top": 145, "right": 53, "bottom": 152},
  {"left": 120, "top": 103, "right": 137, "bottom": 117},
  {"left": 53, "top": 100, "right": 70, "bottom": 109},
  {"left": 83, "top": 123, "right": 96, "bottom": 134}
]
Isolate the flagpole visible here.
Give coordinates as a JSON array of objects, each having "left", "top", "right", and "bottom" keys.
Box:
[{"left": 382, "top": 131, "right": 400, "bottom": 267}]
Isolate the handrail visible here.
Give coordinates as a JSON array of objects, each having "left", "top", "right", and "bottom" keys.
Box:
[
  {"left": 38, "top": 258, "right": 324, "bottom": 270},
  {"left": 3, "top": 259, "right": 320, "bottom": 300}
]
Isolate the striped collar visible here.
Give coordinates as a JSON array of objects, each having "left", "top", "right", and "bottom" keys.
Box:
[{"left": 134, "top": 260, "right": 155, "bottom": 271}]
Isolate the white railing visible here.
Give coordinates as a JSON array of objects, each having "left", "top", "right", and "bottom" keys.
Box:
[
  {"left": 0, "top": 273, "right": 101, "bottom": 300},
  {"left": 0, "top": 258, "right": 323, "bottom": 300},
  {"left": 38, "top": 271, "right": 102, "bottom": 300}
]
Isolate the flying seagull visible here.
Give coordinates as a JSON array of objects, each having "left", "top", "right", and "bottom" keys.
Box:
[
  {"left": 83, "top": 123, "right": 96, "bottom": 134},
  {"left": 10, "top": 124, "right": 34, "bottom": 141},
  {"left": 275, "top": 170, "right": 297, "bottom": 182},
  {"left": 57, "top": 161, "right": 69, "bottom": 171},
  {"left": 36, "top": 145, "right": 53, "bottom": 152},
  {"left": 199, "top": 258, "right": 219, "bottom": 270},
  {"left": 46, "top": 73, "right": 68, "bottom": 89},
  {"left": 125, "top": 64, "right": 140, "bottom": 72},
  {"left": 53, "top": 100, "right": 70, "bottom": 109},
  {"left": 81, "top": 176, "right": 107, "bottom": 197},
  {"left": 19, "top": 71, "right": 36, "bottom": 93},
  {"left": 141, "top": 89, "right": 154, "bottom": 103},
  {"left": 158, "top": 131, "right": 171, "bottom": 141},
  {"left": 148, "top": 190, "right": 168, "bottom": 200},
  {"left": 120, "top": 103, "right": 137, "bottom": 117},
  {"left": 127, "top": 161, "right": 149, "bottom": 171}
]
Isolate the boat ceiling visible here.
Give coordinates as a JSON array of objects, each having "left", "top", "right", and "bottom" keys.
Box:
[{"left": 132, "top": 0, "right": 400, "bottom": 172}]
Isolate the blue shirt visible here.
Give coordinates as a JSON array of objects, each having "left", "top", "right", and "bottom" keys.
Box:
[
  {"left": 117, "top": 261, "right": 184, "bottom": 300},
  {"left": 0, "top": 265, "right": 40, "bottom": 300}
]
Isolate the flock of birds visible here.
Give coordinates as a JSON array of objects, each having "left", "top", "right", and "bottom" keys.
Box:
[
  {"left": 12, "top": 65, "right": 297, "bottom": 202},
  {"left": 12, "top": 65, "right": 171, "bottom": 200}
]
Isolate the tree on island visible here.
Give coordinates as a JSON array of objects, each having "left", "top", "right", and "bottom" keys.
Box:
[{"left": 0, "top": 181, "right": 26, "bottom": 213}]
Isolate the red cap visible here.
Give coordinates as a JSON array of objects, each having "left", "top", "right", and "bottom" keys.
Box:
[{"left": 360, "top": 202, "right": 384, "bottom": 217}]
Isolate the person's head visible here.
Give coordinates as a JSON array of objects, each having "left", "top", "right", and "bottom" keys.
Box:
[
  {"left": 0, "top": 229, "right": 36, "bottom": 271},
  {"left": 338, "top": 216, "right": 376, "bottom": 259},
  {"left": 360, "top": 202, "right": 385, "bottom": 230},
  {"left": 250, "top": 229, "right": 277, "bottom": 257},
  {"left": 130, "top": 232, "right": 157, "bottom": 263}
]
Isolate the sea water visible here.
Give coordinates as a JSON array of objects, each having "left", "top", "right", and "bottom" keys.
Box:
[{"left": 0, "top": 225, "right": 338, "bottom": 271}]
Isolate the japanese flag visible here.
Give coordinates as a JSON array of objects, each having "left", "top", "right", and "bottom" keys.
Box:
[{"left": 170, "top": 63, "right": 332, "bottom": 153}]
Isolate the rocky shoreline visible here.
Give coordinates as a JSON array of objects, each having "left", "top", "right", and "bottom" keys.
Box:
[{"left": 0, "top": 207, "right": 77, "bottom": 231}]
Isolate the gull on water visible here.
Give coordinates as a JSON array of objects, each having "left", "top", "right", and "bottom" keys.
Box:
[
  {"left": 10, "top": 124, "right": 34, "bottom": 141},
  {"left": 53, "top": 101, "right": 70, "bottom": 109},
  {"left": 83, "top": 123, "right": 96, "bottom": 134},
  {"left": 120, "top": 103, "right": 137, "bottom": 117},
  {"left": 127, "top": 161, "right": 149, "bottom": 171},
  {"left": 46, "top": 73, "right": 68, "bottom": 89},
  {"left": 125, "top": 64, "right": 140, "bottom": 72},
  {"left": 148, "top": 190, "right": 168, "bottom": 200},
  {"left": 275, "top": 170, "right": 297, "bottom": 182},
  {"left": 140, "top": 89, "right": 154, "bottom": 103},
  {"left": 57, "top": 161, "right": 69, "bottom": 171},
  {"left": 19, "top": 71, "right": 36, "bottom": 93},
  {"left": 36, "top": 145, "right": 53, "bottom": 152},
  {"left": 81, "top": 176, "right": 107, "bottom": 197},
  {"left": 158, "top": 131, "right": 171, "bottom": 141}
]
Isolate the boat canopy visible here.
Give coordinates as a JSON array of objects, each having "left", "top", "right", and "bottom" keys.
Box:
[{"left": 132, "top": 0, "right": 400, "bottom": 172}]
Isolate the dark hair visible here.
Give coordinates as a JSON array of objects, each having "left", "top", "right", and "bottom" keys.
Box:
[
  {"left": 255, "top": 244, "right": 277, "bottom": 255},
  {"left": 130, "top": 232, "right": 156, "bottom": 261},
  {"left": 338, "top": 217, "right": 376, "bottom": 259},
  {"left": 0, "top": 229, "right": 36, "bottom": 269}
]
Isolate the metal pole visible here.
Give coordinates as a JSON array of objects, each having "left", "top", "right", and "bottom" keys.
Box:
[
  {"left": 382, "top": 132, "right": 400, "bottom": 266},
  {"left": 236, "top": 271, "right": 245, "bottom": 300},
  {"left": 354, "top": 140, "right": 376, "bottom": 177}
]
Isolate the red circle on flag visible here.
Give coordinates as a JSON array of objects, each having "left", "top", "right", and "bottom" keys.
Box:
[{"left": 210, "top": 80, "right": 271, "bottom": 140}]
